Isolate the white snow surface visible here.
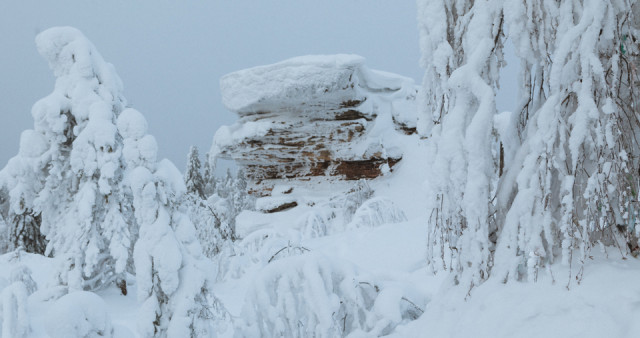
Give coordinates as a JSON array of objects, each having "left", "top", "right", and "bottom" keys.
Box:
[
  {"left": 4, "top": 96, "right": 640, "bottom": 338},
  {"left": 4, "top": 116, "right": 640, "bottom": 338},
  {"left": 45, "top": 291, "right": 113, "bottom": 338}
]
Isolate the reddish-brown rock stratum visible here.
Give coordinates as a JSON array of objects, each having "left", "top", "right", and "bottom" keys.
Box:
[{"left": 211, "top": 54, "right": 418, "bottom": 183}]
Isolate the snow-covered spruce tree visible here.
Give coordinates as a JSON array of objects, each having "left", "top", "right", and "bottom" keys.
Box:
[
  {"left": 216, "top": 168, "right": 233, "bottom": 199},
  {"left": 224, "top": 168, "right": 252, "bottom": 240},
  {"left": 210, "top": 168, "right": 250, "bottom": 241},
  {"left": 494, "top": 0, "right": 640, "bottom": 283},
  {"left": 0, "top": 27, "right": 135, "bottom": 290},
  {"left": 118, "top": 108, "right": 222, "bottom": 337},
  {"left": 185, "top": 146, "right": 205, "bottom": 199},
  {"left": 231, "top": 169, "right": 251, "bottom": 215},
  {"left": 186, "top": 180, "right": 230, "bottom": 259},
  {"left": 419, "top": 0, "right": 505, "bottom": 288},
  {"left": 186, "top": 153, "right": 241, "bottom": 259},
  {"left": 202, "top": 153, "right": 216, "bottom": 198},
  {"left": 185, "top": 146, "right": 228, "bottom": 258},
  {"left": 190, "top": 198, "right": 227, "bottom": 259}
]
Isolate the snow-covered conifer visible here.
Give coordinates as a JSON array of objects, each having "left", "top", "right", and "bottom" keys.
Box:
[
  {"left": 216, "top": 169, "right": 233, "bottom": 199},
  {"left": 118, "top": 108, "right": 222, "bottom": 337},
  {"left": 202, "top": 153, "right": 216, "bottom": 198},
  {"left": 208, "top": 168, "right": 250, "bottom": 241},
  {"left": 230, "top": 169, "right": 253, "bottom": 228},
  {"left": 232, "top": 169, "right": 248, "bottom": 212},
  {"left": 185, "top": 146, "right": 205, "bottom": 199},
  {"left": 0, "top": 27, "right": 135, "bottom": 290}
]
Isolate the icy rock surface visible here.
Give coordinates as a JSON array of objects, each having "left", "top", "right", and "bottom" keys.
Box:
[{"left": 212, "top": 55, "right": 418, "bottom": 185}]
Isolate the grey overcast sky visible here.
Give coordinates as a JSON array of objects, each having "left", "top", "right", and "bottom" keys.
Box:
[{"left": 0, "top": 1, "right": 516, "bottom": 173}]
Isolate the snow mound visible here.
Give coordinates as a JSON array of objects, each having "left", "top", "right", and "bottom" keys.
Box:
[{"left": 45, "top": 291, "right": 113, "bottom": 338}]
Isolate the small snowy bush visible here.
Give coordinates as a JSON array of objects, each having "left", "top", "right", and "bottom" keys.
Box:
[
  {"left": 347, "top": 197, "right": 407, "bottom": 230},
  {"left": 237, "top": 253, "right": 424, "bottom": 337},
  {"left": 342, "top": 180, "right": 374, "bottom": 222},
  {"left": 0, "top": 264, "right": 37, "bottom": 338},
  {"left": 215, "top": 229, "right": 290, "bottom": 281},
  {"left": 1, "top": 282, "right": 30, "bottom": 338},
  {"left": 299, "top": 209, "right": 333, "bottom": 238}
]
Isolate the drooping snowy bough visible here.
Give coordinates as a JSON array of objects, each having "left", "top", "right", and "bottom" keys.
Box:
[
  {"left": 496, "top": 0, "right": 640, "bottom": 285},
  {"left": 419, "top": 0, "right": 505, "bottom": 288},
  {"left": 420, "top": 0, "right": 640, "bottom": 287}
]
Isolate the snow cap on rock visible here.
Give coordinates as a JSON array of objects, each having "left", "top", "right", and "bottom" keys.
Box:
[{"left": 220, "top": 54, "right": 366, "bottom": 114}]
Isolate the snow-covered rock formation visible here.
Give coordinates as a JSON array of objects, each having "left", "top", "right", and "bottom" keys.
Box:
[{"left": 211, "top": 55, "right": 417, "bottom": 186}]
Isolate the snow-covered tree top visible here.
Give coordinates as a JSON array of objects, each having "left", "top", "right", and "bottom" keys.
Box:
[
  {"left": 36, "top": 27, "right": 123, "bottom": 92},
  {"left": 220, "top": 54, "right": 414, "bottom": 115},
  {"left": 30, "top": 27, "right": 126, "bottom": 145}
]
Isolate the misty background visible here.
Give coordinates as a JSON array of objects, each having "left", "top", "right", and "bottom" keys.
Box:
[{"left": 0, "top": 1, "right": 516, "bottom": 172}]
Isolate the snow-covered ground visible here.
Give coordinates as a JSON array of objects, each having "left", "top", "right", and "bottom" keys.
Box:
[{"left": 3, "top": 128, "right": 640, "bottom": 337}]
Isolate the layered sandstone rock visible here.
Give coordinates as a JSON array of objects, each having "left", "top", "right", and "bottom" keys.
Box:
[{"left": 211, "top": 55, "right": 417, "bottom": 183}]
